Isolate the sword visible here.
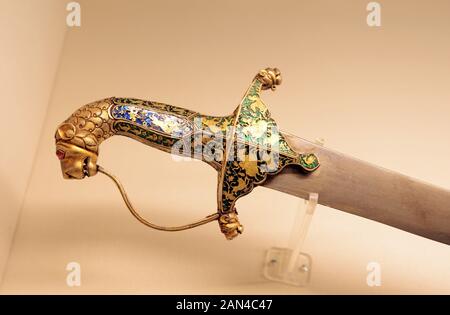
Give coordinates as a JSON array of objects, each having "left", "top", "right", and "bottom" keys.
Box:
[{"left": 54, "top": 68, "right": 450, "bottom": 245}]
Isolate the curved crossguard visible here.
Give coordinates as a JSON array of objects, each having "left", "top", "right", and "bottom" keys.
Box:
[{"left": 54, "top": 68, "right": 319, "bottom": 239}]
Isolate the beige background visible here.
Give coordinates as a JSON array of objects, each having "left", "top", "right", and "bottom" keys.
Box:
[
  {"left": 0, "top": 0, "right": 66, "bottom": 283},
  {"left": 1, "top": 0, "right": 450, "bottom": 293}
]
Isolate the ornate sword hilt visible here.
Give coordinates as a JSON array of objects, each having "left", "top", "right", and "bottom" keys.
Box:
[{"left": 54, "top": 68, "right": 319, "bottom": 240}]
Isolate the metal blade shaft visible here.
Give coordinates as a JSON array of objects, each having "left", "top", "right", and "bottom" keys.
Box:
[{"left": 263, "top": 133, "right": 450, "bottom": 245}]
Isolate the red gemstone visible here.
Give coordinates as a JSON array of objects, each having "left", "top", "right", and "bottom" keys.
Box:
[{"left": 56, "top": 149, "right": 65, "bottom": 160}]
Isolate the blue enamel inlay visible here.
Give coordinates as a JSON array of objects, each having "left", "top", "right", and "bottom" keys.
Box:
[{"left": 111, "top": 105, "right": 193, "bottom": 138}]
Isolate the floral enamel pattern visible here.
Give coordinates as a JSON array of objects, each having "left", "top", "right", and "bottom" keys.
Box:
[
  {"left": 111, "top": 103, "right": 193, "bottom": 138},
  {"left": 219, "top": 77, "right": 320, "bottom": 214}
]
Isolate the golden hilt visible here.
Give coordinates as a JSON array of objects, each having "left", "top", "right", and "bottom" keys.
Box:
[{"left": 54, "top": 68, "right": 319, "bottom": 240}]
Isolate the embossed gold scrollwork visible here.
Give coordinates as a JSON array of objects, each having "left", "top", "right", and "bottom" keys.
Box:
[{"left": 55, "top": 98, "right": 115, "bottom": 153}]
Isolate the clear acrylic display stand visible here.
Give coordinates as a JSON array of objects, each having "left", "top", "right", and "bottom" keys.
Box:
[
  {"left": 263, "top": 138, "right": 324, "bottom": 287},
  {"left": 263, "top": 193, "right": 318, "bottom": 286}
]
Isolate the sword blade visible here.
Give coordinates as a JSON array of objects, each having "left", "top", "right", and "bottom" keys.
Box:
[{"left": 263, "top": 133, "right": 450, "bottom": 245}]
